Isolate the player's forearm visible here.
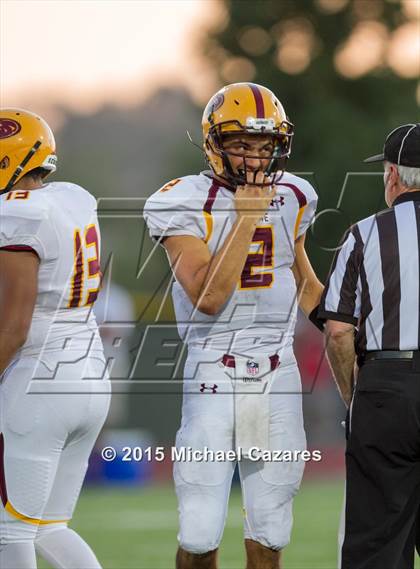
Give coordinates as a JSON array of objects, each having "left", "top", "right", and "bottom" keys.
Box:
[
  {"left": 296, "top": 277, "right": 324, "bottom": 317},
  {"left": 194, "top": 217, "right": 257, "bottom": 314},
  {"left": 325, "top": 327, "right": 355, "bottom": 407},
  {"left": 292, "top": 238, "right": 324, "bottom": 316}
]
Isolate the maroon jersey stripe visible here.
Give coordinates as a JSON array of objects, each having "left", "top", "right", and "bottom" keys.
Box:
[
  {"left": 0, "top": 434, "right": 8, "bottom": 507},
  {"left": 249, "top": 84, "right": 265, "bottom": 119},
  {"left": 0, "top": 245, "right": 39, "bottom": 257},
  {"left": 203, "top": 181, "right": 221, "bottom": 214},
  {"left": 278, "top": 182, "right": 307, "bottom": 208}
]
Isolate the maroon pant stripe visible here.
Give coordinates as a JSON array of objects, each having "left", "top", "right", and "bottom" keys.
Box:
[
  {"left": 249, "top": 84, "right": 265, "bottom": 119},
  {"left": 0, "top": 433, "right": 8, "bottom": 507}
]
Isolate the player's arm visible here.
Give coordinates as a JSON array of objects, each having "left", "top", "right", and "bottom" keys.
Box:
[
  {"left": 163, "top": 175, "right": 275, "bottom": 315},
  {"left": 164, "top": 218, "right": 257, "bottom": 316},
  {"left": 0, "top": 250, "right": 39, "bottom": 375},
  {"left": 325, "top": 319, "right": 356, "bottom": 407},
  {"left": 292, "top": 234, "right": 324, "bottom": 317},
  {"left": 319, "top": 227, "right": 362, "bottom": 404}
]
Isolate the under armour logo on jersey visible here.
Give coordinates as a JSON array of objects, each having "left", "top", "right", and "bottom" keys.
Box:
[
  {"left": 200, "top": 383, "right": 218, "bottom": 393},
  {"left": 270, "top": 196, "right": 285, "bottom": 208}
]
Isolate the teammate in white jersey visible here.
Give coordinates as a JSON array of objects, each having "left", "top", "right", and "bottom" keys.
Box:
[
  {"left": 144, "top": 83, "right": 324, "bottom": 569},
  {"left": 0, "top": 109, "right": 110, "bottom": 569}
]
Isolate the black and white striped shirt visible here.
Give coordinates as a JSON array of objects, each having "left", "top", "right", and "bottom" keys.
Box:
[{"left": 319, "top": 191, "right": 420, "bottom": 355}]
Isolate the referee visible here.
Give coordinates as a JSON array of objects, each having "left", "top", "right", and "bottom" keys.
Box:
[{"left": 318, "top": 123, "right": 420, "bottom": 569}]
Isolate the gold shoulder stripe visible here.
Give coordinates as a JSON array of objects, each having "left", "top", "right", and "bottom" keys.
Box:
[
  {"left": 294, "top": 205, "right": 307, "bottom": 240},
  {"left": 159, "top": 179, "right": 181, "bottom": 192},
  {"left": 203, "top": 211, "right": 213, "bottom": 244}
]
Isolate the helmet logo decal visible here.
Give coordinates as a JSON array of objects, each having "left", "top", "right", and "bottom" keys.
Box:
[
  {"left": 0, "top": 156, "right": 10, "bottom": 169},
  {"left": 210, "top": 93, "right": 224, "bottom": 113},
  {"left": 0, "top": 119, "right": 22, "bottom": 139}
]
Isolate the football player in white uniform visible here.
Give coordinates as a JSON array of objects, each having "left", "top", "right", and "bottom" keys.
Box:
[
  {"left": 0, "top": 109, "right": 110, "bottom": 569},
  {"left": 144, "top": 83, "right": 324, "bottom": 569}
]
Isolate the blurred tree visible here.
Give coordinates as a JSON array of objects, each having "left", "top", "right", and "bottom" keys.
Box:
[
  {"left": 200, "top": 0, "right": 419, "bottom": 277},
  {"left": 56, "top": 89, "right": 203, "bottom": 199}
]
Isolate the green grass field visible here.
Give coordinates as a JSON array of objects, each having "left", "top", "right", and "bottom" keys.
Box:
[{"left": 38, "top": 479, "right": 420, "bottom": 569}]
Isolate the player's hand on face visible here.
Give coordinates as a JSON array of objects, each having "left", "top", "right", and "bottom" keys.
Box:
[{"left": 235, "top": 170, "right": 276, "bottom": 225}]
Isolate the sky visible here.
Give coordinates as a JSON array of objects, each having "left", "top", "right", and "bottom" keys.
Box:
[
  {"left": 1, "top": 0, "right": 418, "bottom": 122},
  {"left": 1, "top": 0, "right": 222, "bottom": 116}
]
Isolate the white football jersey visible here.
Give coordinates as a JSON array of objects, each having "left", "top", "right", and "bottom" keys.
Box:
[
  {"left": 144, "top": 171, "right": 318, "bottom": 353},
  {"left": 0, "top": 182, "right": 104, "bottom": 358}
]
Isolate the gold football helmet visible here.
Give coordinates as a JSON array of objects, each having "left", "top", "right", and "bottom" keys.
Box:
[
  {"left": 0, "top": 108, "right": 57, "bottom": 194},
  {"left": 202, "top": 83, "right": 293, "bottom": 186}
]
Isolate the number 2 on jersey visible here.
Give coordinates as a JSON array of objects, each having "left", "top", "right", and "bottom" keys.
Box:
[
  {"left": 240, "top": 226, "right": 274, "bottom": 289},
  {"left": 68, "top": 224, "right": 100, "bottom": 308}
]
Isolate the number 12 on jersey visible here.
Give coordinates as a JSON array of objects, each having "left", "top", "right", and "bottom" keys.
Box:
[{"left": 68, "top": 224, "right": 101, "bottom": 308}]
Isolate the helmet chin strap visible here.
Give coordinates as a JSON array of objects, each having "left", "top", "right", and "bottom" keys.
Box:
[{"left": 0, "top": 140, "right": 41, "bottom": 195}]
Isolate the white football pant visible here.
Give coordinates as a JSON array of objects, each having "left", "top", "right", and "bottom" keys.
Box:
[
  {"left": 0, "top": 355, "right": 110, "bottom": 564},
  {"left": 174, "top": 346, "right": 306, "bottom": 554}
]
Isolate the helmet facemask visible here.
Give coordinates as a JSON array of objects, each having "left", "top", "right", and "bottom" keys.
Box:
[{"left": 206, "top": 119, "right": 294, "bottom": 187}]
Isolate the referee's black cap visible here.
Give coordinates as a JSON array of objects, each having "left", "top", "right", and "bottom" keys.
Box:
[{"left": 364, "top": 123, "right": 420, "bottom": 167}]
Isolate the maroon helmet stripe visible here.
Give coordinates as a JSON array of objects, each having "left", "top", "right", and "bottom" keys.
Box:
[
  {"left": 203, "top": 181, "right": 221, "bottom": 214},
  {"left": 0, "top": 434, "right": 8, "bottom": 507},
  {"left": 249, "top": 84, "right": 265, "bottom": 119},
  {"left": 278, "top": 183, "right": 307, "bottom": 208}
]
